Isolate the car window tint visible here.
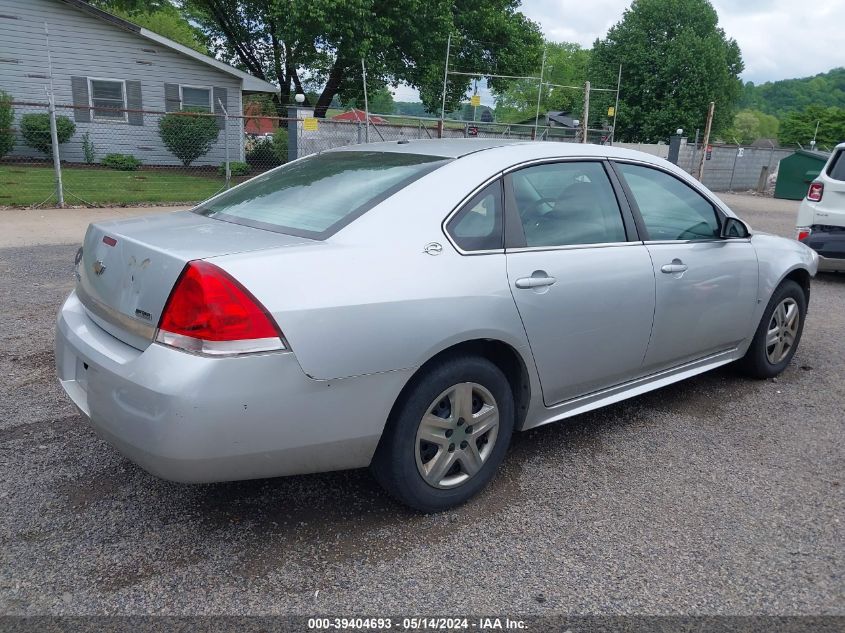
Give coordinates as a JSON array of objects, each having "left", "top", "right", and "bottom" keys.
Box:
[
  {"left": 194, "top": 152, "right": 450, "bottom": 239},
  {"left": 616, "top": 163, "right": 720, "bottom": 240},
  {"left": 446, "top": 181, "right": 503, "bottom": 251},
  {"left": 828, "top": 150, "right": 845, "bottom": 181},
  {"left": 510, "top": 162, "right": 626, "bottom": 247}
]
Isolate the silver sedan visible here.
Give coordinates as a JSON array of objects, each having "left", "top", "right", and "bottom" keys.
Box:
[{"left": 56, "top": 139, "right": 818, "bottom": 512}]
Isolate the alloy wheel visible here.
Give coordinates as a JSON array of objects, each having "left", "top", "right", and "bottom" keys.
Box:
[
  {"left": 415, "top": 382, "right": 500, "bottom": 489},
  {"left": 766, "top": 297, "right": 800, "bottom": 364}
]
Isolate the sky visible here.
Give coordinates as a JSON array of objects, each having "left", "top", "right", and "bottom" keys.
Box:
[{"left": 391, "top": 0, "right": 845, "bottom": 104}]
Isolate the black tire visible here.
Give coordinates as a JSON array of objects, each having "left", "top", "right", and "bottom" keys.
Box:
[
  {"left": 737, "top": 280, "right": 807, "bottom": 379},
  {"left": 371, "top": 355, "right": 515, "bottom": 513}
]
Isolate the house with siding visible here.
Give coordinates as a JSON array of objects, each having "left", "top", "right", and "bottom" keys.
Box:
[{"left": 0, "top": 0, "right": 278, "bottom": 166}]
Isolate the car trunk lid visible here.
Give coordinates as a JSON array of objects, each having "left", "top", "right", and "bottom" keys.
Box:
[{"left": 76, "top": 211, "right": 314, "bottom": 350}]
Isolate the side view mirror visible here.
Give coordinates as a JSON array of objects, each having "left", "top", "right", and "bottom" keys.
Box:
[{"left": 721, "top": 217, "right": 751, "bottom": 239}]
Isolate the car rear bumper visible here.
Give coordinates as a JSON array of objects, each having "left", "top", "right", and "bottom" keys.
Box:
[
  {"left": 800, "top": 225, "right": 845, "bottom": 272},
  {"left": 55, "top": 291, "right": 410, "bottom": 483}
]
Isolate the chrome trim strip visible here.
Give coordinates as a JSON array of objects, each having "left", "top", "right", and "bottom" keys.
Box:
[
  {"left": 76, "top": 283, "right": 156, "bottom": 340},
  {"left": 643, "top": 238, "right": 752, "bottom": 245},
  {"left": 501, "top": 155, "right": 606, "bottom": 175},
  {"left": 523, "top": 348, "right": 739, "bottom": 430},
  {"left": 507, "top": 241, "right": 641, "bottom": 254}
]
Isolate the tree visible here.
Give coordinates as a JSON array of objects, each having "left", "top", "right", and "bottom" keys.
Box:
[
  {"left": 90, "top": 1, "right": 208, "bottom": 53},
  {"left": 739, "top": 68, "right": 845, "bottom": 118},
  {"left": 158, "top": 112, "right": 220, "bottom": 166},
  {"left": 719, "top": 109, "right": 779, "bottom": 144},
  {"left": 779, "top": 106, "right": 845, "bottom": 149},
  {"left": 184, "top": 0, "right": 543, "bottom": 116},
  {"left": 0, "top": 91, "right": 13, "bottom": 159},
  {"left": 343, "top": 86, "right": 395, "bottom": 115},
  {"left": 591, "top": 0, "right": 743, "bottom": 142},
  {"left": 493, "top": 41, "right": 590, "bottom": 123}
]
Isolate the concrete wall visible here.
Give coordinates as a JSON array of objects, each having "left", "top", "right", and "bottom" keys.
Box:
[{"left": 675, "top": 143, "right": 793, "bottom": 192}]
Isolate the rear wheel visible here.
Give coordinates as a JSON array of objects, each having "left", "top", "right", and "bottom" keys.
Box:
[
  {"left": 738, "top": 280, "right": 807, "bottom": 378},
  {"left": 371, "top": 356, "right": 514, "bottom": 513}
]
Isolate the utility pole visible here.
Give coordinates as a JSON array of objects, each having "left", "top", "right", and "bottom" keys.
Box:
[
  {"left": 533, "top": 46, "right": 546, "bottom": 139},
  {"left": 439, "top": 34, "right": 451, "bottom": 139},
  {"left": 609, "top": 64, "right": 621, "bottom": 145},
  {"left": 581, "top": 80, "right": 590, "bottom": 143},
  {"left": 696, "top": 101, "right": 715, "bottom": 181}
]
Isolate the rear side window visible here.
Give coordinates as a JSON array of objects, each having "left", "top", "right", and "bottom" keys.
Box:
[
  {"left": 194, "top": 151, "right": 449, "bottom": 238},
  {"left": 828, "top": 150, "right": 845, "bottom": 181},
  {"left": 509, "top": 161, "right": 627, "bottom": 247},
  {"left": 446, "top": 181, "right": 504, "bottom": 251}
]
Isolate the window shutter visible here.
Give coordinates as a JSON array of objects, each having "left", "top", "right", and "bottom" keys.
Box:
[
  {"left": 126, "top": 81, "right": 143, "bottom": 126},
  {"left": 164, "top": 83, "right": 180, "bottom": 112},
  {"left": 212, "top": 86, "right": 227, "bottom": 129},
  {"left": 70, "top": 76, "right": 90, "bottom": 123}
]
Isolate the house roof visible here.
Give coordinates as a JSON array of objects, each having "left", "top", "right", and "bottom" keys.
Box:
[
  {"left": 331, "top": 109, "right": 389, "bottom": 124},
  {"left": 59, "top": 0, "right": 278, "bottom": 93},
  {"left": 547, "top": 111, "right": 578, "bottom": 128}
]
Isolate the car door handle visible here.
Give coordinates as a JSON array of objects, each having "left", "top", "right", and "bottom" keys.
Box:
[
  {"left": 515, "top": 275, "right": 557, "bottom": 289},
  {"left": 660, "top": 260, "right": 688, "bottom": 274}
]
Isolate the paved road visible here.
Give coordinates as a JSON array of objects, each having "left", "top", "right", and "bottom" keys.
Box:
[{"left": 0, "top": 195, "right": 842, "bottom": 616}]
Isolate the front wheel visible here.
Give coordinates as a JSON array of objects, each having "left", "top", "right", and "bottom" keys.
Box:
[
  {"left": 371, "top": 356, "right": 514, "bottom": 513},
  {"left": 738, "top": 279, "right": 807, "bottom": 378}
]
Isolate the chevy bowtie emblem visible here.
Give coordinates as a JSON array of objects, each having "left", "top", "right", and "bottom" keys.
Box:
[{"left": 93, "top": 260, "right": 107, "bottom": 276}]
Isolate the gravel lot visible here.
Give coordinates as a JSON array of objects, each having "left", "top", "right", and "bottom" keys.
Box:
[{"left": 0, "top": 194, "right": 842, "bottom": 616}]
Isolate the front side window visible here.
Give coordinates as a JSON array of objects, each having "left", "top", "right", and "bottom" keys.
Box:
[
  {"left": 510, "top": 161, "right": 627, "bottom": 247},
  {"left": 616, "top": 162, "right": 720, "bottom": 241},
  {"left": 181, "top": 86, "right": 211, "bottom": 112},
  {"left": 195, "top": 151, "right": 450, "bottom": 238},
  {"left": 446, "top": 181, "right": 503, "bottom": 251},
  {"left": 90, "top": 79, "right": 126, "bottom": 121}
]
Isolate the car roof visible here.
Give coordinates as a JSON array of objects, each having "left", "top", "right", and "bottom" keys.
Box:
[{"left": 333, "top": 138, "right": 667, "bottom": 163}]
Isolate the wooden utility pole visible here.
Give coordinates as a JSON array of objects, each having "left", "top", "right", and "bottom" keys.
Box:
[
  {"left": 696, "top": 101, "right": 715, "bottom": 181},
  {"left": 582, "top": 80, "right": 590, "bottom": 143}
]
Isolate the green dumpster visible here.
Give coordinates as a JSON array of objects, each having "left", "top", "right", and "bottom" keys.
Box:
[{"left": 774, "top": 149, "right": 830, "bottom": 200}]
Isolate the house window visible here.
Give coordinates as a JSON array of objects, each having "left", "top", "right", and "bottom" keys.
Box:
[
  {"left": 180, "top": 85, "right": 212, "bottom": 112},
  {"left": 89, "top": 79, "right": 127, "bottom": 121}
]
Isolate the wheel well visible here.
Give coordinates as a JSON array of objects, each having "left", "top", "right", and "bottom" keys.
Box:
[
  {"left": 391, "top": 340, "right": 532, "bottom": 431},
  {"left": 783, "top": 268, "right": 811, "bottom": 305}
]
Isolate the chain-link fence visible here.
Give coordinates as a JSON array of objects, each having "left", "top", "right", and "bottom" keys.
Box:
[
  {"left": 0, "top": 100, "right": 291, "bottom": 208},
  {"left": 1, "top": 98, "right": 784, "bottom": 208}
]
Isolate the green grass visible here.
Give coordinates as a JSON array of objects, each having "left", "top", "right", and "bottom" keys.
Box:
[{"left": 0, "top": 165, "right": 225, "bottom": 207}]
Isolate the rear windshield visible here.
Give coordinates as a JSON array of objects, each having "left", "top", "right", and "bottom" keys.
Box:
[
  {"left": 194, "top": 151, "right": 450, "bottom": 238},
  {"left": 828, "top": 150, "right": 845, "bottom": 181}
]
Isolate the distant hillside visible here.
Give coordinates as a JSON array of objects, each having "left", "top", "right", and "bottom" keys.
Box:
[{"left": 740, "top": 68, "right": 845, "bottom": 118}]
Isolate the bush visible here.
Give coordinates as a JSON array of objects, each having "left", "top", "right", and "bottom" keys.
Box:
[
  {"left": 245, "top": 137, "right": 280, "bottom": 168},
  {"left": 273, "top": 127, "right": 288, "bottom": 163},
  {"left": 101, "top": 153, "right": 141, "bottom": 171},
  {"left": 82, "top": 131, "right": 96, "bottom": 164},
  {"left": 20, "top": 113, "right": 75, "bottom": 157},
  {"left": 0, "top": 91, "right": 13, "bottom": 159},
  {"left": 158, "top": 111, "right": 219, "bottom": 166},
  {"left": 218, "top": 161, "right": 250, "bottom": 177}
]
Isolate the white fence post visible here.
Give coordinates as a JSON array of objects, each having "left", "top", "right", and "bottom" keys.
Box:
[
  {"left": 47, "top": 89, "right": 64, "bottom": 207},
  {"left": 218, "top": 98, "right": 230, "bottom": 189}
]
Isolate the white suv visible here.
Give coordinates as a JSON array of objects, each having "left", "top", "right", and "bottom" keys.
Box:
[{"left": 796, "top": 141, "right": 845, "bottom": 271}]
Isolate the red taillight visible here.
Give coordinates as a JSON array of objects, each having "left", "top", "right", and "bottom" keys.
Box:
[
  {"left": 796, "top": 227, "right": 812, "bottom": 241},
  {"left": 156, "top": 261, "right": 285, "bottom": 355},
  {"left": 807, "top": 182, "right": 824, "bottom": 202}
]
